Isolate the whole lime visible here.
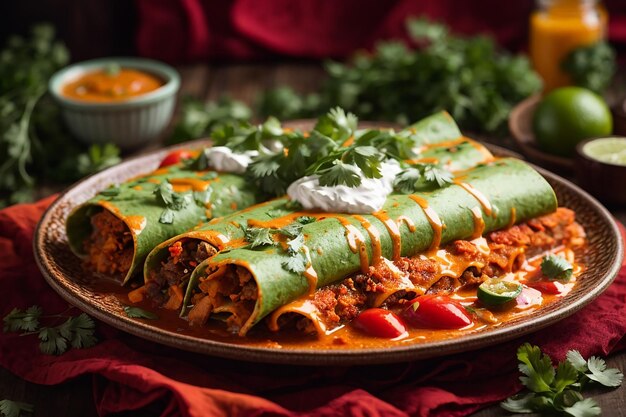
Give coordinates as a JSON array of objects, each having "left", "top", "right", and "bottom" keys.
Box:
[{"left": 532, "top": 87, "right": 612, "bottom": 157}]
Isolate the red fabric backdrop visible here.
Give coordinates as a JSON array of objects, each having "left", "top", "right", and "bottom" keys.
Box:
[{"left": 135, "top": 0, "right": 626, "bottom": 63}]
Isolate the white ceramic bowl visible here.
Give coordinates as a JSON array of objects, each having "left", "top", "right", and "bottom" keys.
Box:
[{"left": 49, "top": 57, "right": 180, "bottom": 150}]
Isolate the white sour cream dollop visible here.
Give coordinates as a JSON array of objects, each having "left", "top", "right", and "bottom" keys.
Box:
[
  {"left": 287, "top": 160, "right": 402, "bottom": 213},
  {"left": 205, "top": 146, "right": 258, "bottom": 174}
]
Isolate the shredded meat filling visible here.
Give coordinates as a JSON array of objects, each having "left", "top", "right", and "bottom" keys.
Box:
[
  {"left": 188, "top": 265, "right": 258, "bottom": 332},
  {"left": 84, "top": 210, "right": 133, "bottom": 278},
  {"left": 144, "top": 239, "right": 216, "bottom": 307}
]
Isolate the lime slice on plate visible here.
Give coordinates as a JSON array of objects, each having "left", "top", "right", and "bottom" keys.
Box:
[
  {"left": 581, "top": 137, "right": 626, "bottom": 166},
  {"left": 477, "top": 278, "right": 523, "bottom": 306}
]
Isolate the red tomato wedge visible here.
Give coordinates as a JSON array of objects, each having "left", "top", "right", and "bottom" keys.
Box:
[
  {"left": 158, "top": 150, "right": 195, "bottom": 168},
  {"left": 402, "top": 295, "right": 473, "bottom": 329},
  {"left": 352, "top": 308, "right": 407, "bottom": 338},
  {"left": 526, "top": 281, "right": 566, "bottom": 295}
]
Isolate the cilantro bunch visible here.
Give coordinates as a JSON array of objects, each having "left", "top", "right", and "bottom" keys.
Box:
[
  {"left": 3, "top": 306, "right": 97, "bottom": 355},
  {"left": 168, "top": 97, "right": 252, "bottom": 145},
  {"left": 502, "top": 344, "right": 623, "bottom": 416},
  {"left": 561, "top": 41, "right": 616, "bottom": 95},
  {"left": 0, "top": 25, "right": 122, "bottom": 208},
  {"left": 259, "top": 18, "right": 541, "bottom": 134}
]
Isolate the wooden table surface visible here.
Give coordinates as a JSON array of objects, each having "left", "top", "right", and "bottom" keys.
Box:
[{"left": 1, "top": 63, "right": 625, "bottom": 416}]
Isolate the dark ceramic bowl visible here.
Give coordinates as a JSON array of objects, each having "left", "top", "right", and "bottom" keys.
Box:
[{"left": 576, "top": 136, "right": 626, "bottom": 206}]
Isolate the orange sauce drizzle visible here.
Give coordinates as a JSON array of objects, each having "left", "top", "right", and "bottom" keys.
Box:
[
  {"left": 98, "top": 201, "right": 146, "bottom": 235},
  {"left": 507, "top": 207, "right": 517, "bottom": 229},
  {"left": 353, "top": 215, "right": 382, "bottom": 265},
  {"left": 454, "top": 181, "right": 493, "bottom": 216},
  {"left": 372, "top": 211, "right": 402, "bottom": 260},
  {"left": 469, "top": 206, "right": 486, "bottom": 239},
  {"left": 396, "top": 215, "right": 416, "bottom": 232},
  {"left": 408, "top": 195, "right": 443, "bottom": 251},
  {"left": 302, "top": 246, "right": 318, "bottom": 294}
]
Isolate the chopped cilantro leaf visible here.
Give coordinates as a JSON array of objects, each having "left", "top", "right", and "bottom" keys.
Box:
[
  {"left": 123, "top": 306, "right": 159, "bottom": 320},
  {"left": 282, "top": 254, "right": 307, "bottom": 273},
  {"left": 159, "top": 208, "right": 175, "bottom": 224},
  {"left": 244, "top": 227, "right": 275, "bottom": 248},
  {"left": 286, "top": 233, "right": 305, "bottom": 255},
  {"left": 423, "top": 164, "right": 453, "bottom": 187},
  {"left": 541, "top": 254, "right": 573, "bottom": 282},
  {"left": 154, "top": 182, "right": 174, "bottom": 206},
  {"left": 0, "top": 399, "right": 34, "bottom": 417},
  {"left": 297, "top": 216, "right": 316, "bottom": 225},
  {"left": 318, "top": 160, "right": 362, "bottom": 187},
  {"left": 3, "top": 306, "right": 42, "bottom": 332}
]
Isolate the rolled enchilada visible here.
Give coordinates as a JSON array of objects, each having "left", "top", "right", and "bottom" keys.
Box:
[
  {"left": 186, "top": 157, "right": 559, "bottom": 335},
  {"left": 66, "top": 163, "right": 260, "bottom": 284}
]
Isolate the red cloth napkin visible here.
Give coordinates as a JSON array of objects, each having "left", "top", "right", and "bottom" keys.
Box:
[
  {"left": 1, "top": 197, "right": 625, "bottom": 417},
  {"left": 134, "top": 0, "right": 626, "bottom": 62}
]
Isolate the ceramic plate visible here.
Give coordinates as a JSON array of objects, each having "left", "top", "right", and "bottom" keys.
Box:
[{"left": 34, "top": 134, "right": 624, "bottom": 365}]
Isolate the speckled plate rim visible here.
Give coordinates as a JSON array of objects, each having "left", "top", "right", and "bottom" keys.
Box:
[{"left": 34, "top": 139, "right": 624, "bottom": 366}]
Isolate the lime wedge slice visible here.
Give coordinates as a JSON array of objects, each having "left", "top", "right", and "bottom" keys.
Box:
[
  {"left": 477, "top": 278, "right": 523, "bottom": 306},
  {"left": 581, "top": 137, "right": 626, "bottom": 166}
]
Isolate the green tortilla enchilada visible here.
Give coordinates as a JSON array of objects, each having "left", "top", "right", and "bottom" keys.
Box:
[
  {"left": 65, "top": 162, "right": 260, "bottom": 284},
  {"left": 185, "top": 157, "right": 557, "bottom": 335}
]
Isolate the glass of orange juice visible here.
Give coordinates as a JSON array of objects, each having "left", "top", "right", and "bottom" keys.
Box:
[{"left": 530, "top": 0, "right": 607, "bottom": 93}]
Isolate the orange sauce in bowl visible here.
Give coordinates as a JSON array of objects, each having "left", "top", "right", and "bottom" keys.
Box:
[{"left": 62, "top": 68, "right": 164, "bottom": 102}]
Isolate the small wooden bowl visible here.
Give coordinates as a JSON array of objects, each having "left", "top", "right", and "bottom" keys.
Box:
[
  {"left": 508, "top": 95, "right": 575, "bottom": 175},
  {"left": 576, "top": 137, "right": 626, "bottom": 206}
]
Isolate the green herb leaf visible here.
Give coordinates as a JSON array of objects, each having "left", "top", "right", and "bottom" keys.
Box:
[
  {"left": 586, "top": 356, "right": 624, "bottom": 387},
  {"left": 563, "top": 398, "right": 601, "bottom": 417},
  {"left": 541, "top": 254, "right": 573, "bottom": 282},
  {"left": 159, "top": 208, "right": 175, "bottom": 224},
  {"left": 123, "top": 306, "right": 158, "bottom": 320},
  {"left": 282, "top": 254, "right": 307, "bottom": 274},
  {"left": 567, "top": 350, "right": 588, "bottom": 372},
  {"left": 168, "top": 97, "right": 252, "bottom": 145},
  {"left": 100, "top": 185, "right": 120, "bottom": 197},
  {"left": 561, "top": 41, "right": 615, "bottom": 94},
  {"left": 3, "top": 306, "right": 42, "bottom": 332},
  {"left": 554, "top": 360, "right": 580, "bottom": 393},
  {"left": 297, "top": 216, "right": 316, "bottom": 225},
  {"left": 57, "top": 313, "right": 97, "bottom": 349},
  {"left": 154, "top": 182, "right": 174, "bottom": 206},
  {"left": 318, "top": 160, "right": 362, "bottom": 187},
  {"left": 517, "top": 343, "right": 555, "bottom": 393},
  {"left": 393, "top": 167, "right": 422, "bottom": 194},
  {"left": 0, "top": 399, "right": 34, "bottom": 417},
  {"left": 244, "top": 227, "right": 275, "bottom": 248},
  {"left": 500, "top": 392, "right": 535, "bottom": 413},
  {"left": 286, "top": 233, "right": 305, "bottom": 255},
  {"left": 423, "top": 164, "right": 453, "bottom": 187},
  {"left": 279, "top": 222, "right": 304, "bottom": 239},
  {"left": 193, "top": 189, "right": 212, "bottom": 205},
  {"left": 38, "top": 326, "right": 68, "bottom": 355}
]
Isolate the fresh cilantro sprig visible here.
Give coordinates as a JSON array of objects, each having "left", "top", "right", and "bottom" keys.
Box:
[
  {"left": 0, "top": 399, "right": 34, "bottom": 417},
  {"left": 393, "top": 163, "right": 453, "bottom": 193},
  {"left": 168, "top": 96, "right": 252, "bottom": 145},
  {"left": 3, "top": 306, "right": 97, "bottom": 355},
  {"left": 541, "top": 254, "right": 573, "bottom": 282},
  {"left": 242, "top": 218, "right": 312, "bottom": 273},
  {"left": 258, "top": 18, "right": 541, "bottom": 134},
  {"left": 501, "top": 344, "right": 623, "bottom": 416},
  {"left": 154, "top": 181, "right": 196, "bottom": 224}
]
